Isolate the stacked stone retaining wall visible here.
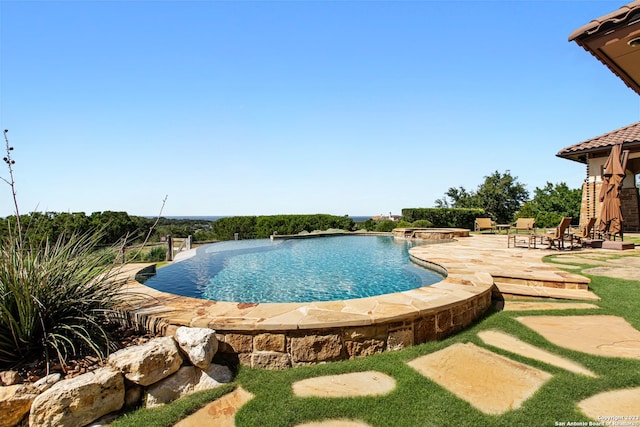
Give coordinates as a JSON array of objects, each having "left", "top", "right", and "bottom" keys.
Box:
[{"left": 188, "top": 290, "right": 493, "bottom": 370}]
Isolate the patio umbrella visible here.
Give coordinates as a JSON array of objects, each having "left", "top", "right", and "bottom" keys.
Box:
[{"left": 598, "top": 143, "right": 628, "bottom": 238}]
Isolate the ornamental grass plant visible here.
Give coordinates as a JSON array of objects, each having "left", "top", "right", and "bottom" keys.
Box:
[
  {"left": 1, "top": 130, "right": 142, "bottom": 371},
  {"left": 0, "top": 226, "right": 128, "bottom": 369}
]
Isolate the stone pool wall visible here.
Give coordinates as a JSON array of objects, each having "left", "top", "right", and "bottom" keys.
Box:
[{"left": 157, "top": 289, "right": 493, "bottom": 370}]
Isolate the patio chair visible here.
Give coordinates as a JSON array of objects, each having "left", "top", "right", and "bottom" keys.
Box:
[
  {"left": 574, "top": 217, "right": 597, "bottom": 247},
  {"left": 509, "top": 217, "right": 536, "bottom": 234},
  {"left": 539, "top": 217, "right": 575, "bottom": 250},
  {"left": 474, "top": 218, "right": 495, "bottom": 233}
]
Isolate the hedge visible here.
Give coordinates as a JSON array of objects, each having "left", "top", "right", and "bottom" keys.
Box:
[
  {"left": 401, "top": 208, "right": 485, "bottom": 230},
  {"left": 211, "top": 214, "right": 355, "bottom": 240}
]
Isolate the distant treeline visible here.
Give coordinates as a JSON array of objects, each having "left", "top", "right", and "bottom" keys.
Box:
[
  {"left": 1, "top": 209, "right": 491, "bottom": 246},
  {"left": 210, "top": 214, "right": 355, "bottom": 240},
  {"left": 0, "top": 212, "right": 359, "bottom": 245},
  {"left": 0, "top": 211, "right": 217, "bottom": 246}
]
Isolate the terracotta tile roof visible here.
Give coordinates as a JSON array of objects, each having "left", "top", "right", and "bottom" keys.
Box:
[
  {"left": 568, "top": 1, "right": 640, "bottom": 41},
  {"left": 568, "top": 1, "right": 640, "bottom": 96},
  {"left": 556, "top": 121, "right": 640, "bottom": 163}
]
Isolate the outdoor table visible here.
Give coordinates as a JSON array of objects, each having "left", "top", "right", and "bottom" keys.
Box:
[
  {"left": 496, "top": 224, "right": 511, "bottom": 234},
  {"left": 507, "top": 233, "right": 538, "bottom": 249}
]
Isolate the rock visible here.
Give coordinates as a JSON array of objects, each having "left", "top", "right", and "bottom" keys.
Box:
[
  {"left": 33, "top": 374, "right": 62, "bottom": 393},
  {"left": 251, "top": 352, "right": 291, "bottom": 370},
  {"left": 145, "top": 363, "right": 233, "bottom": 407},
  {"left": 253, "top": 333, "right": 286, "bottom": 352},
  {"left": 28, "top": 367, "right": 124, "bottom": 427},
  {"left": 0, "top": 371, "right": 22, "bottom": 386},
  {"left": 387, "top": 328, "right": 414, "bottom": 351},
  {"left": 345, "top": 339, "right": 385, "bottom": 358},
  {"left": 0, "top": 384, "right": 39, "bottom": 427},
  {"left": 108, "top": 336, "right": 183, "bottom": 386},
  {"left": 175, "top": 327, "right": 218, "bottom": 369},
  {"left": 222, "top": 334, "right": 253, "bottom": 353},
  {"left": 290, "top": 334, "right": 343, "bottom": 363}
]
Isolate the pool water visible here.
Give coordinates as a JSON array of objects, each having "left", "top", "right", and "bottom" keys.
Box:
[{"left": 139, "top": 235, "right": 443, "bottom": 303}]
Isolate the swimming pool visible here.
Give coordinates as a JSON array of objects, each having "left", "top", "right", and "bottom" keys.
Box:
[{"left": 139, "top": 235, "right": 443, "bottom": 303}]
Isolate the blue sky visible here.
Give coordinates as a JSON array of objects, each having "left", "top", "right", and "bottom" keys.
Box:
[{"left": 1, "top": 0, "right": 639, "bottom": 218}]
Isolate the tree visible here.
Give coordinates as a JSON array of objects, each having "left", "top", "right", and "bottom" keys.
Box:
[
  {"left": 436, "top": 170, "right": 529, "bottom": 224},
  {"left": 518, "top": 182, "right": 582, "bottom": 228},
  {"left": 89, "top": 211, "right": 139, "bottom": 245}
]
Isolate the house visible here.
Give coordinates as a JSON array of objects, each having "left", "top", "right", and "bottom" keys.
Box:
[
  {"left": 558, "top": 1, "right": 640, "bottom": 232},
  {"left": 568, "top": 0, "right": 640, "bottom": 96},
  {"left": 372, "top": 213, "right": 402, "bottom": 222},
  {"left": 557, "top": 122, "right": 640, "bottom": 232}
]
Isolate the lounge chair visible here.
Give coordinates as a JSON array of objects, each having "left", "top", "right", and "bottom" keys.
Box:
[
  {"left": 509, "top": 217, "right": 536, "bottom": 234},
  {"left": 539, "top": 217, "right": 575, "bottom": 250},
  {"left": 574, "top": 217, "right": 597, "bottom": 247},
  {"left": 474, "top": 218, "right": 495, "bottom": 233}
]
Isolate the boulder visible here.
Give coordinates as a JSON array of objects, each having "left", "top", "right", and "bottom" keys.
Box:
[
  {"left": 0, "top": 371, "right": 22, "bottom": 386},
  {"left": 28, "top": 367, "right": 124, "bottom": 427},
  {"left": 0, "top": 373, "right": 63, "bottom": 427},
  {"left": 33, "top": 374, "right": 62, "bottom": 393},
  {"left": 175, "top": 327, "right": 218, "bottom": 369},
  {"left": 0, "top": 384, "right": 39, "bottom": 427},
  {"left": 145, "top": 363, "right": 233, "bottom": 407},
  {"left": 108, "top": 336, "right": 183, "bottom": 386}
]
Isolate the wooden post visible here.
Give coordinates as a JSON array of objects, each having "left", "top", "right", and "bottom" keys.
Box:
[{"left": 166, "top": 235, "right": 173, "bottom": 261}]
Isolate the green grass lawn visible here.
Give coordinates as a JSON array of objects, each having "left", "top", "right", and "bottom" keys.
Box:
[{"left": 112, "top": 253, "right": 640, "bottom": 427}]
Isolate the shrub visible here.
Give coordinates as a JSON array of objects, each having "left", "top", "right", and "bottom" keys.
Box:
[
  {"left": 374, "top": 220, "right": 397, "bottom": 232},
  {"left": 0, "top": 229, "right": 129, "bottom": 368},
  {"left": 144, "top": 245, "right": 166, "bottom": 262},
  {"left": 125, "top": 249, "right": 143, "bottom": 263},
  {"left": 395, "top": 220, "right": 413, "bottom": 228},
  {"left": 412, "top": 219, "right": 433, "bottom": 228},
  {"left": 356, "top": 219, "right": 376, "bottom": 232},
  {"left": 211, "top": 214, "right": 355, "bottom": 240},
  {"left": 211, "top": 216, "right": 258, "bottom": 241}
]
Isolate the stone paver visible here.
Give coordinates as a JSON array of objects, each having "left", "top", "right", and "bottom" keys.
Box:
[
  {"left": 407, "top": 342, "right": 552, "bottom": 415},
  {"left": 517, "top": 315, "right": 640, "bottom": 359},
  {"left": 500, "top": 301, "right": 599, "bottom": 311},
  {"left": 173, "top": 386, "right": 254, "bottom": 427},
  {"left": 578, "top": 387, "right": 640, "bottom": 421},
  {"left": 292, "top": 371, "right": 396, "bottom": 398},
  {"left": 478, "top": 330, "right": 597, "bottom": 377},
  {"left": 493, "top": 283, "right": 599, "bottom": 300},
  {"left": 582, "top": 266, "right": 640, "bottom": 280}
]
